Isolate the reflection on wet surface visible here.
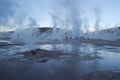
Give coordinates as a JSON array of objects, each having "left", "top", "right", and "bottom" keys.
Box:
[{"left": 0, "top": 40, "right": 120, "bottom": 80}]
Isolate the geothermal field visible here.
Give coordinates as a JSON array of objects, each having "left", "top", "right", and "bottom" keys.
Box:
[
  {"left": 0, "top": 0, "right": 120, "bottom": 80},
  {"left": 0, "top": 26, "right": 120, "bottom": 80}
]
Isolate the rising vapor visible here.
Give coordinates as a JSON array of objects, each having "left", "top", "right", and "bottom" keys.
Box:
[
  {"left": 51, "top": 0, "right": 84, "bottom": 38},
  {"left": 0, "top": 0, "right": 38, "bottom": 28},
  {"left": 0, "top": 0, "right": 16, "bottom": 26},
  {"left": 94, "top": 6, "right": 101, "bottom": 31}
]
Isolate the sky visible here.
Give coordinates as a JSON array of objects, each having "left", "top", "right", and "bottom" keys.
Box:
[{"left": 0, "top": 0, "right": 120, "bottom": 30}]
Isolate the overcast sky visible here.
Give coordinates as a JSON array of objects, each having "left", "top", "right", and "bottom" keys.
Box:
[{"left": 0, "top": 0, "right": 120, "bottom": 29}]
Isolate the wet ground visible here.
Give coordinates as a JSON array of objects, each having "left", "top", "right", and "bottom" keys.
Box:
[{"left": 0, "top": 32, "right": 120, "bottom": 80}]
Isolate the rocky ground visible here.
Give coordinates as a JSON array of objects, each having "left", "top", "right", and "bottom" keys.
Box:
[
  {"left": 0, "top": 35, "right": 120, "bottom": 80},
  {"left": 81, "top": 71, "right": 120, "bottom": 80},
  {"left": 64, "top": 39, "right": 120, "bottom": 46}
]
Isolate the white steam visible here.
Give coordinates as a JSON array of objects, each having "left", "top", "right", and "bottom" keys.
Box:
[
  {"left": 11, "top": 28, "right": 40, "bottom": 50},
  {"left": 94, "top": 6, "right": 101, "bottom": 31},
  {"left": 51, "top": 0, "right": 83, "bottom": 39}
]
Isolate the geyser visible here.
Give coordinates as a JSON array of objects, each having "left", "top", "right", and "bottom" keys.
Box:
[
  {"left": 10, "top": 17, "right": 40, "bottom": 50},
  {"left": 11, "top": 28, "right": 39, "bottom": 50},
  {"left": 51, "top": 0, "right": 83, "bottom": 39}
]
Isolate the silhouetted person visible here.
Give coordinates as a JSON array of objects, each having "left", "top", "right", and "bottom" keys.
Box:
[
  {"left": 66, "top": 36, "right": 68, "bottom": 40},
  {"left": 70, "top": 37, "right": 72, "bottom": 40},
  {"left": 31, "top": 50, "right": 36, "bottom": 55},
  {"left": 79, "top": 37, "right": 81, "bottom": 40},
  {"left": 81, "top": 36, "right": 83, "bottom": 40},
  {"left": 87, "top": 37, "right": 89, "bottom": 40}
]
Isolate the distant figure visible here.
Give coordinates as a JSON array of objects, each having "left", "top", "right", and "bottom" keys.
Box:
[
  {"left": 75, "top": 37, "right": 78, "bottom": 40},
  {"left": 81, "top": 36, "right": 83, "bottom": 40},
  {"left": 80, "top": 37, "right": 81, "bottom": 40},
  {"left": 31, "top": 50, "right": 36, "bottom": 55},
  {"left": 87, "top": 37, "right": 89, "bottom": 40},
  {"left": 70, "top": 37, "right": 72, "bottom": 40},
  {"left": 66, "top": 36, "right": 68, "bottom": 40},
  {"left": 77, "top": 37, "right": 79, "bottom": 40}
]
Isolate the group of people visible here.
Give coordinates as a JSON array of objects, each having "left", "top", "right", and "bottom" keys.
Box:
[{"left": 65, "top": 36, "right": 89, "bottom": 40}]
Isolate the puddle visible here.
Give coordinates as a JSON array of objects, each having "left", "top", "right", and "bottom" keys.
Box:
[{"left": 0, "top": 39, "right": 120, "bottom": 80}]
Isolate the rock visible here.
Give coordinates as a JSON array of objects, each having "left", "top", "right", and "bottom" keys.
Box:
[
  {"left": 111, "top": 72, "right": 120, "bottom": 79},
  {"left": 81, "top": 71, "right": 120, "bottom": 80},
  {"left": 36, "top": 59, "right": 48, "bottom": 63},
  {"left": 19, "top": 48, "right": 61, "bottom": 58}
]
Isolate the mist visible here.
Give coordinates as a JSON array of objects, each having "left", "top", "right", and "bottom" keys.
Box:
[
  {"left": 51, "top": 0, "right": 84, "bottom": 38},
  {"left": 94, "top": 6, "right": 101, "bottom": 31},
  {"left": 0, "top": 1, "right": 120, "bottom": 80},
  {"left": 1, "top": 0, "right": 119, "bottom": 48},
  {"left": 0, "top": 0, "right": 16, "bottom": 26}
]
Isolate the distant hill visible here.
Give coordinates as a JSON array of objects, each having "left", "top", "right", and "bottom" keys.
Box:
[
  {"left": 7, "top": 26, "right": 120, "bottom": 42},
  {"left": 89, "top": 27, "right": 120, "bottom": 41}
]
